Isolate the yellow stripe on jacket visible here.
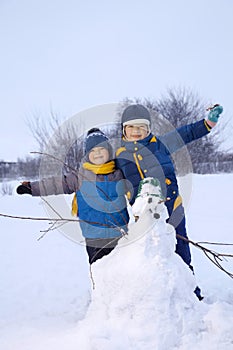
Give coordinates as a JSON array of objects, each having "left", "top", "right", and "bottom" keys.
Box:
[
  {"left": 72, "top": 193, "right": 78, "bottom": 216},
  {"left": 173, "top": 195, "right": 182, "bottom": 211}
]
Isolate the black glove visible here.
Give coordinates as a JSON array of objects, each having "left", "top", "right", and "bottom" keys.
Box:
[{"left": 16, "top": 182, "right": 32, "bottom": 195}]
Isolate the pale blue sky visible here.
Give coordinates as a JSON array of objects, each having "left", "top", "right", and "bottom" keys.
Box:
[{"left": 1, "top": 0, "right": 233, "bottom": 160}]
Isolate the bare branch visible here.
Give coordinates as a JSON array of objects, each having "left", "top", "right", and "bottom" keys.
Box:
[
  {"left": 0, "top": 212, "right": 122, "bottom": 228},
  {"left": 1, "top": 210, "right": 232, "bottom": 277},
  {"left": 176, "top": 234, "right": 233, "bottom": 278},
  {"left": 37, "top": 221, "right": 68, "bottom": 241}
]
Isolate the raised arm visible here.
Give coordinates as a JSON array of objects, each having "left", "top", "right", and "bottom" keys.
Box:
[{"left": 159, "top": 105, "right": 223, "bottom": 154}]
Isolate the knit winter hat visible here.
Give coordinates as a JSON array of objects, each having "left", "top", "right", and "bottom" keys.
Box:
[
  {"left": 85, "top": 128, "right": 112, "bottom": 156},
  {"left": 122, "top": 104, "right": 151, "bottom": 126}
]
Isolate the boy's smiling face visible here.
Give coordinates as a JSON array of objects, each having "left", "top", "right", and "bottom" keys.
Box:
[
  {"left": 88, "top": 146, "right": 109, "bottom": 165},
  {"left": 124, "top": 124, "right": 149, "bottom": 141}
]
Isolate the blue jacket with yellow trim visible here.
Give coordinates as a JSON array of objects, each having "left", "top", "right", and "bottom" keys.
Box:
[
  {"left": 76, "top": 168, "right": 129, "bottom": 239},
  {"left": 116, "top": 119, "right": 210, "bottom": 205},
  {"left": 30, "top": 164, "right": 129, "bottom": 239}
]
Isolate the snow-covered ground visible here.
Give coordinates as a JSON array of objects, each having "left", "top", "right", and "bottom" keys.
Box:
[{"left": 0, "top": 174, "right": 233, "bottom": 350}]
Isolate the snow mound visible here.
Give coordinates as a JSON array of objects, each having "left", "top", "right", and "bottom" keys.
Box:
[
  {"left": 74, "top": 187, "right": 201, "bottom": 350},
  {"left": 72, "top": 178, "right": 233, "bottom": 350}
]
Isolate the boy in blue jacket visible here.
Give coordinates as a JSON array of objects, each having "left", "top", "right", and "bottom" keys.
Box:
[
  {"left": 17, "top": 128, "right": 129, "bottom": 264},
  {"left": 116, "top": 104, "right": 223, "bottom": 299}
]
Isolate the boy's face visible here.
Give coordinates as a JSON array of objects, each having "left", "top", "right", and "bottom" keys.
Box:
[
  {"left": 124, "top": 124, "right": 149, "bottom": 141},
  {"left": 88, "top": 147, "right": 109, "bottom": 165}
]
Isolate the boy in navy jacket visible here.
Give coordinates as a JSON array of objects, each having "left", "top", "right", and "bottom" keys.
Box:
[{"left": 116, "top": 104, "right": 223, "bottom": 299}]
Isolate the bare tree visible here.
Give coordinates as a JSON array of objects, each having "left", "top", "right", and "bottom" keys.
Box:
[{"left": 26, "top": 109, "right": 85, "bottom": 175}]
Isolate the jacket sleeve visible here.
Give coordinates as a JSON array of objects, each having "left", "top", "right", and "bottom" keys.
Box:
[
  {"left": 30, "top": 172, "right": 79, "bottom": 197},
  {"left": 159, "top": 119, "right": 210, "bottom": 154}
]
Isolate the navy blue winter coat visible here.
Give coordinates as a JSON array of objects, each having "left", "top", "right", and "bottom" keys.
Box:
[{"left": 116, "top": 119, "right": 211, "bottom": 205}]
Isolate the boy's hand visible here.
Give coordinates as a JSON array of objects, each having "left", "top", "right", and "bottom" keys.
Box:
[
  {"left": 206, "top": 104, "right": 223, "bottom": 127},
  {"left": 16, "top": 181, "right": 32, "bottom": 195}
]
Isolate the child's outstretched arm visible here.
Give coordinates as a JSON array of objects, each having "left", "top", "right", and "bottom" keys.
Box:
[
  {"left": 159, "top": 104, "right": 223, "bottom": 154},
  {"left": 16, "top": 172, "right": 79, "bottom": 197}
]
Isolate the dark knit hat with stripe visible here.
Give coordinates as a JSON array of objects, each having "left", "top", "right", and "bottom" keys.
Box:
[
  {"left": 85, "top": 128, "right": 112, "bottom": 157},
  {"left": 121, "top": 104, "right": 151, "bottom": 125}
]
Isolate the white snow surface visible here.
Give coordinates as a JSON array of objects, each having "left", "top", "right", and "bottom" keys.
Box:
[{"left": 0, "top": 174, "right": 233, "bottom": 350}]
